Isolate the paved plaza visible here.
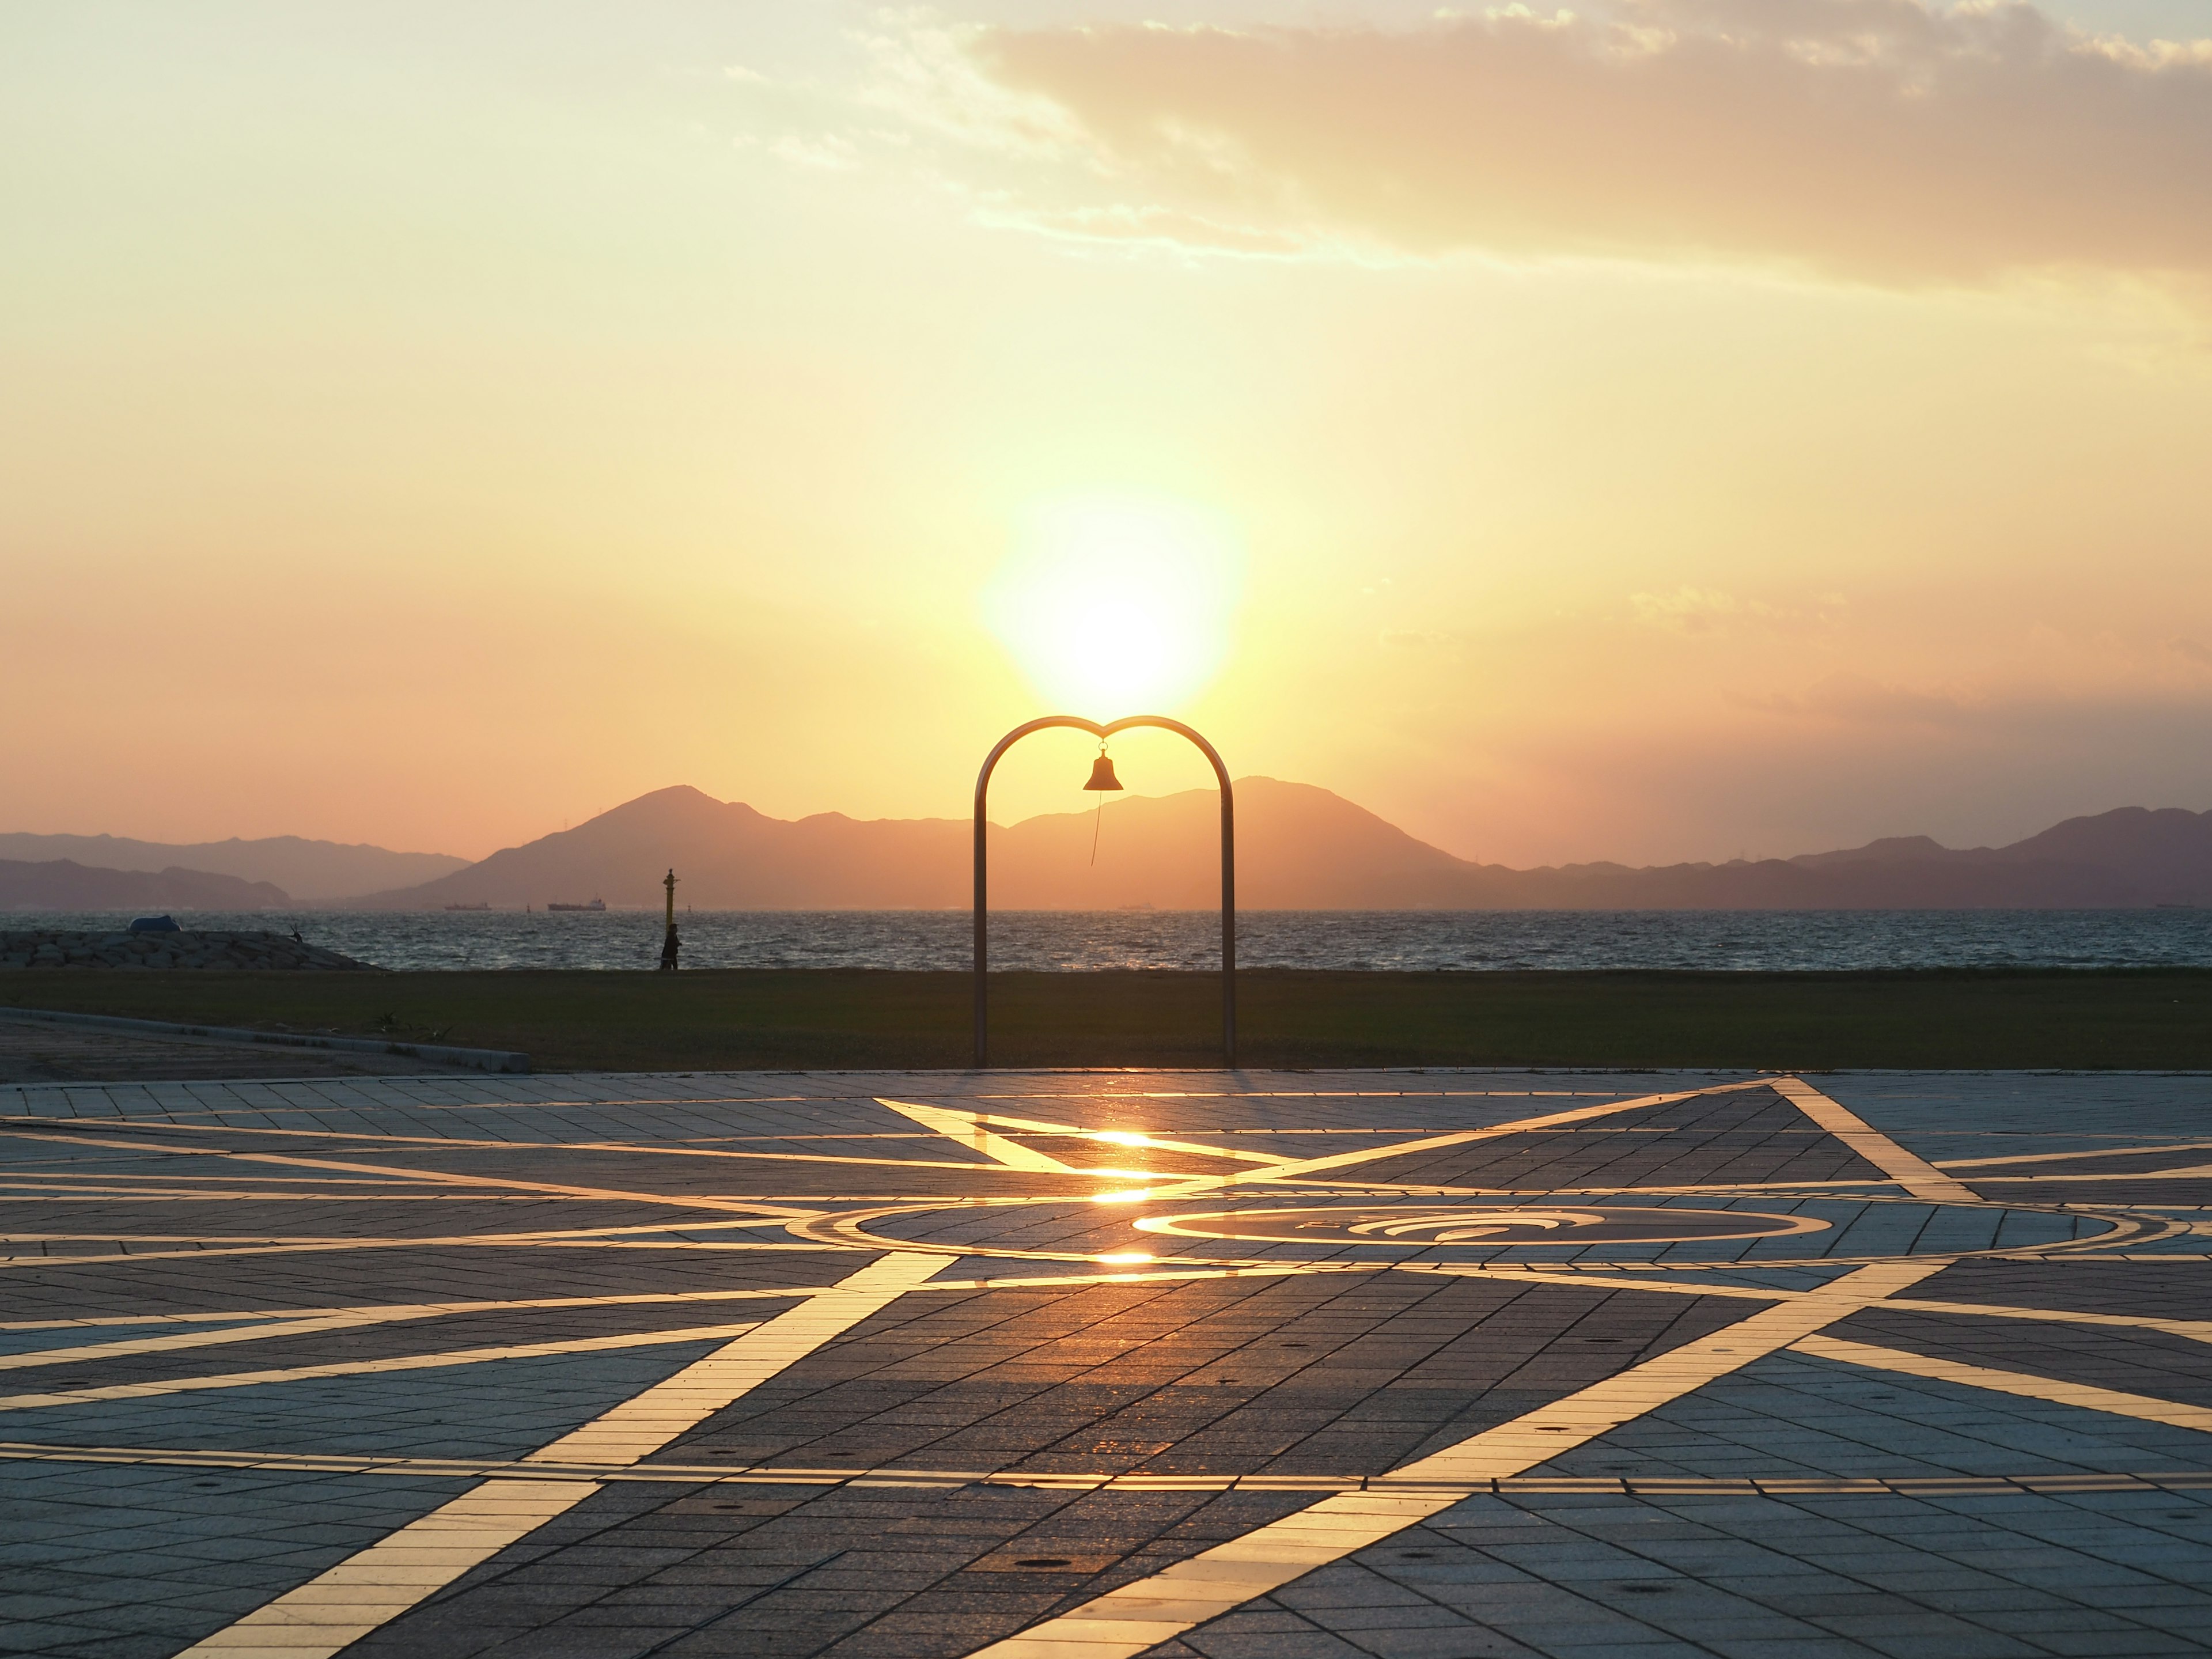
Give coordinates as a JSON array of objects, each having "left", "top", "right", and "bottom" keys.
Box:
[{"left": 3, "top": 1063, "right": 2211, "bottom": 1658}]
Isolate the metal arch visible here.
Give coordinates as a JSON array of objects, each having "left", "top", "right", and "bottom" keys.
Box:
[{"left": 974, "top": 715, "right": 1236, "bottom": 1068}]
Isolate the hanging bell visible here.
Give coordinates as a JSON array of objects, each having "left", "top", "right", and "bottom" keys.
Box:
[{"left": 1084, "top": 752, "right": 1124, "bottom": 791}]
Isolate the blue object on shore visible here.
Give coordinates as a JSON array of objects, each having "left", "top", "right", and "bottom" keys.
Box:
[{"left": 128, "top": 915, "right": 181, "bottom": 934}]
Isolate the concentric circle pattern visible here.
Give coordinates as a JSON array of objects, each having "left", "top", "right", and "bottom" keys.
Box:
[
  {"left": 797, "top": 1188, "right": 2158, "bottom": 1268},
  {"left": 1139, "top": 1202, "right": 1832, "bottom": 1246}
]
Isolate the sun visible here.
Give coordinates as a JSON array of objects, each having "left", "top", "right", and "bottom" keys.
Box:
[{"left": 982, "top": 494, "right": 1243, "bottom": 717}]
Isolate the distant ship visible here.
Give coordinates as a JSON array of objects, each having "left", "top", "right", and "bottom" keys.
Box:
[
  {"left": 546, "top": 898, "right": 606, "bottom": 912},
  {"left": 443, "top": 902, "right": 490, "bottom": 912}
]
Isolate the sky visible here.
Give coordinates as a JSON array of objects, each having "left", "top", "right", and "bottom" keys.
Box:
[{"left": 6, "top": 0, "right": 2211, "bottom": 868}]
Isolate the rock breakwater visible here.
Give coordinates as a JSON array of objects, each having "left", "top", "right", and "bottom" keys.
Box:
[{"left": 0, "top": 930, "right": 377, "bottom": 971}]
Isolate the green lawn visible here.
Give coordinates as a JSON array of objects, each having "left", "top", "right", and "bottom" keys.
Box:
[{"left": 3, "top": 968, "right": 2209, "bottom": 1071}]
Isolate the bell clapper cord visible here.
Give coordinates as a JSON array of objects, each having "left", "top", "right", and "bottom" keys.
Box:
[
  {"left": 972, "top": 715, "right": 1236, "bottom": 1069},
  {"left": 1089, "top": 740, "right": 1112, "bottom": 866}
]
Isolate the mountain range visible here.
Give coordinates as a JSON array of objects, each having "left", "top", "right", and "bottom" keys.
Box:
[
  {"left": 8, "top": 783, "right": 2211, "bottom": 911},
  {"left": 0, "top": 859, "right": 289, "bottom": 911},
  {"left": 344, "top": 781, "right": 2212, "bottom": 911},
  {"left": 0, "top": 832, "right": 466, "bottom": 901}
]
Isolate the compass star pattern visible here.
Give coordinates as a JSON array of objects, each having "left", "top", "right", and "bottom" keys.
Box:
[{"left": 3, "top": 1067, "right": 2211, "bottom": 1658}]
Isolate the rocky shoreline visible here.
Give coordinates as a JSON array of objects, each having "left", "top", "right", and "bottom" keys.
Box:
[{"left": 0, "top": 929, "right": 377, "bottom": 971}]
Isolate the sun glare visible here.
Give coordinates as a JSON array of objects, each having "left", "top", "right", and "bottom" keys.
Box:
[{"left": 983, "top": 495, "right": 1243, "bottom": 717}]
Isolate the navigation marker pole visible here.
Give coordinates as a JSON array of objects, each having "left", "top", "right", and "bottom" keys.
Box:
[{"left": 659, "top": 868, "right": 680, "bottom": 972}]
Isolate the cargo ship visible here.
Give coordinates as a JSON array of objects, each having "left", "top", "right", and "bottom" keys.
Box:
[{"left": 546, "top": 898, "right": 606, "bottom": 912}]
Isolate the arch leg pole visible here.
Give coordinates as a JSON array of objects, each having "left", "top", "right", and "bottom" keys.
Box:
[
  {"left": 1221, "top": 783, "right": 1236, "bottom": 1068},
  {"left": 974, "top": 796, "right": 988, "bottom": 1068}
]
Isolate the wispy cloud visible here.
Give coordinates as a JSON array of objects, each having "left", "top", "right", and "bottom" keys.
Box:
[{"left": 961, "top": 0, "right": 2212, "bottom": 286}]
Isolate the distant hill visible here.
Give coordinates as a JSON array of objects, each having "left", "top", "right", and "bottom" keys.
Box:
[
  {"left": 348, "top": 779, "right": 1449, "bottom": 910},
  {"left": 0, "top": 833, "right": 467, "bottom": 902},
  {"left": 347, "top": 785, "right": 2212, "bottom": 911},
  {"left": 0, "top": 858, "right": 290, "bottom": 911}
]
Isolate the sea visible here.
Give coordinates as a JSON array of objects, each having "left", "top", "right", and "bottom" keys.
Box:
[{"left": 8, "top": 908, "right": 2212, "bottom": 974}]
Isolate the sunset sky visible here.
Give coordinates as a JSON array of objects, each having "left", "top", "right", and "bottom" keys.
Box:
[{"left": 7, "top": 0, "right": 2211, "bottom": 868}]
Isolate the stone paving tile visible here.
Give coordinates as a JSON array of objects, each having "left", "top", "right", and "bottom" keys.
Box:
[
  {"left": 0, "top": 1464, "right": 472, "bottom": 1653},
  {"left": 1296, "top": 1496, "right": 2212, "bottom": 1658},
  {"left": 3, "top": 1068, "right": 2210, "bottom": 1657},
  {"left": 1529, "top": 1352, "right": 2212, "bottom": 1486}
]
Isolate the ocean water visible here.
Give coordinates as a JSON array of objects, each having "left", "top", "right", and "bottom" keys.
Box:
[{"left": 7, "top": 908, "right": 2212, "bottom": 974}]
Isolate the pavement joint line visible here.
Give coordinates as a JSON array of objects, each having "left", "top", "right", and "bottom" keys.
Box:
[
  {"left": 3, "top": 1169, "right": 542, "bottom": 1187},
  {"left": 0, "top": 1111, "right": 1026, "bottom": 1172},
  {"left": 0, "top": 1293, "right": 821, "bottom": 1365},
  {"left": 1936, "top": 1137, "right": 2212, "bottom": 1169},
  {"left": 5, "top": 1439, "right": 2211, "bottom": 1496},
  {"left": 971, "top": 1090, "right": 1638, "bottom": 1099},
  {"left": 825, "top": 1085, "right": 1774, "bottom": 1215},
  {"left": 0, "top": 1312, "right": 456, "bottom": 1374},
  {"left": 877, "top": 1100, "right": 1088, "bottom": 1173},
  {"left": 0, "top": 1319, "right": 773, "bottom": 1411},
  {"left": 3, "top": 1228, "right": 808, "bottom": 1244},
  {"left": 1792, "top": 1334, "right": 2212, "bottom": 1433},
  {"left": 0, "top": 1130, "right": 1738, "bottom": 1159},
  {"left": 0, "top": 1238, "right": 849, "bottom": 1269},
  {"left": 1469, "top": 1267, "right": 2212, "bottom": 1343},
  {"left": 1768, "top": 1077, "right": 1983, "bottom": 1203},
  {"left": 168, "top": 1250, "right": 946, "bottom": 1659},
  {"left": 0, "top": 1262, "right": 1364, "bottom": 1333},
  {"left": 1965, "top": 1167, "right": 2212, "bottom": 1182},
  {"left": 0, "top": 1189, "right": 569, "bottom": 1202},
  {"left": 878, "top": 1101, "right": 1296, "bottom": 1168},
  {"left": 959, "top": 1256, "right": 1950, "bottom": 1659},
  {"left": 1131, "top": 1081, "right": 1779, "bottom": 1202},
  {"left": 0, "top": 1124, "right": 825, "bottom": 1217}
]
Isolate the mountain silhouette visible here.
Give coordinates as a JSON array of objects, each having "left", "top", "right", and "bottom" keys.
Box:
[
  {"left": 348, "top": 784, "right": 2212, "bottom": 911},
  {"left": 0, "top": 832, "right": 464, "bottom": 901},
  {"left": 0, "top": 859, "right": 290, "bottom": 911}
]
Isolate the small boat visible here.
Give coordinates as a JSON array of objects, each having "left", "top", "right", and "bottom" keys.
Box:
[
  {"left": 547, "top": 898, "right": 606, "bottom": 912},
  {"left": 443, "top": 902, "right": 490, "bottom": 912}
]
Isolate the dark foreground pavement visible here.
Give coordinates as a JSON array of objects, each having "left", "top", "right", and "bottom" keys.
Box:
[{"left": 3, "top": 1065, "right": 2210, "bottom": 1658}]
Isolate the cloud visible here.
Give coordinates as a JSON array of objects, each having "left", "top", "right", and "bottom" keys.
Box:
[
  {"left": 849, "top": 13, "right": 1086, "bottom": 159},
  {"left": 965, "top": 0, "right": 2212, "bottom": 285}
]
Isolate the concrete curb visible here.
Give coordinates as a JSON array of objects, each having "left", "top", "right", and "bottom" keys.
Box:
[{"left": 0, "top": 1006, "right": 529, "bottom": 1074}]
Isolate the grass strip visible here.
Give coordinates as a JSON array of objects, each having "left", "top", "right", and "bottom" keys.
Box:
[{"left": 4, "top": 967, "right": 2210, "bottom": 1071}]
